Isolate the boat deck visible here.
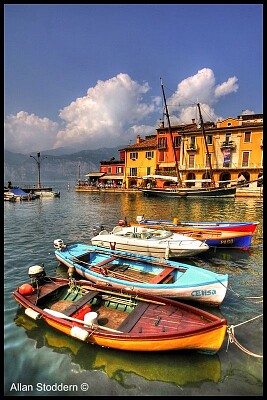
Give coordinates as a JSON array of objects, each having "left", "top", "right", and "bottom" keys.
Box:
[{"left": 75, "top": 253, "right": 176, "bottom": 284}]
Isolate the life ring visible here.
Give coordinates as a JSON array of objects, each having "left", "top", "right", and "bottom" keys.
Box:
[{"left": 110, "top": 242, "right": 116, "bottom": 250}]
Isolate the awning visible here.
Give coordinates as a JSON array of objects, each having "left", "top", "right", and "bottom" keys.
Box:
[
  {"left": 158, "top": 162, "right": 176, "bottom": 168},
  {"left": 142, "top": 175, "right": 178, "bottom": 182},
  {"left": 85, "top": 172, "right": 105, "bottom": 178},
  {"left": 100, "top": 175, "right": 124, "bottom": 180}
]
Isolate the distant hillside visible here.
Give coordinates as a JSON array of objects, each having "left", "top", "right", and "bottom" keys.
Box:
[{"left": 4, "top": 147, "right": 121, "bottom": 184}]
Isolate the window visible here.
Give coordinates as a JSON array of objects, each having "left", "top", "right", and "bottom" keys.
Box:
[
  {"left": 188, "top": 154, "right": 195, "bottom": 168},
  {"left": 242, "top": 151, "right": 249, "bottom": 167},
  {"left": 244, "top": 131, "right": 251, "bottom": 142},
  {"left": 225, "top": 133, "right": 232, "bottom": 144},
  {"left": 130, "top": 168, "right": 137, "bottom": 176},
  {"left": 116, "top": 166, "right": 123, "bottom": 173},
  {"left": 173, "top": 136, "right": 181, "bottom": 148},
  {"left": 158, "top": 137, "right": 167, "bottom": 149},
  {"left": 189, "top": 136, "right": 196, "bottom": 148},
  {"left": 146, "top": 151, "right": 154, "bottom": 159},
  {"left": 207, "top": 135, "right": 212, "bottom": 145},
  {"left": 158, "top": 150, "right": 165, "bottom": 162},
  {"left": 130, "top": 152, "right": 138, "bottom": 160},
  {"left": 147, "top": 167, "right": 151, "bottom": 175}
]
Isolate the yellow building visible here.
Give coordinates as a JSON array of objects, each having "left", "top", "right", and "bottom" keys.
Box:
[{"left": 120, "top": 135, "right": 157, "bottom": 189}]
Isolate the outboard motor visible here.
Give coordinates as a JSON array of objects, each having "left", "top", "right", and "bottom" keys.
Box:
[
  {"left": 53, "top": 239, "right": 66, "bottom": 250},
  {"left": 28, "top": 264, "right": 46, "bottom": 288}
]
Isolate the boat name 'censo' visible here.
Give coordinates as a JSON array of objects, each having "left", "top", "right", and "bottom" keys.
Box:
[
  {"left": 191, "top": 289, "right": 216, "bottom": 297},
  {"left": 9, "top": 383, "right": 79, "bottom": 392}
]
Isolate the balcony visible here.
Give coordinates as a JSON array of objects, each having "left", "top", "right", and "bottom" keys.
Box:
[
  {"left": 186, "top": 144, "right": 198, "bottom": 151},
  {"left": 220, "top": 140, "right": 236, "bottom": 149}
]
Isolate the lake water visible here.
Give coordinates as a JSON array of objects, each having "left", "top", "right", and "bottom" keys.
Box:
[{"left": 4, "top": 181, "right": 263, "bottom": 396}]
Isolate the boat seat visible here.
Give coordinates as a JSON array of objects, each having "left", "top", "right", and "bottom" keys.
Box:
[
  {"left": 149, "top": 267, "right": 175, "bottom": 284},
  {"left": 117, "top": 302, "right": 150, "bottom": 333},
  {"left": 98, "top": 230, "right": 109, "bottom": 235},
  {"left": 93, "top": 256, "right": 117, "bottom": 268},
  {"left": 112, "top": 226, "right": 123, "bottom": 234},
  {"left": 62, "top": 291, "right": 100, "bottom": 316}
]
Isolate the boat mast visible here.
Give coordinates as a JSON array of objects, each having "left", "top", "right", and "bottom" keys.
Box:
[
  {"left": 197, "top": 103, "right": 215, "bottom": 187},
  {"left": 160, "top": 78, "right": 183, "bottom": 186}
]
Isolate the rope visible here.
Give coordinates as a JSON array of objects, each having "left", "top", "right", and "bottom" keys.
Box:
[
  {"left": 226, "top": 284, "right": 263, "bottom": 303},
  {"left": 226, "top": 314, "right": 263, "bottom": 358}
]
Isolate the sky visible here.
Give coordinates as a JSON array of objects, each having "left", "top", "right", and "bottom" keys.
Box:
[{"left": 4, "top": 4, "right": 263, "bottom": 154}]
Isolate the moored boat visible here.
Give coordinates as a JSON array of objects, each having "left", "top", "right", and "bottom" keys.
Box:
[
  {"left": 54, "top": 240, "right": 228, "bottom": 306},
  {"left": 90, "top": 225, "right": 209, "bottom": 259},
  {"left": 34, "top": 190, "right": 60, "bottom": 198},
  {"left": 122, "top": 220, "right": 254, "bottom": 250},
  {"left": 142, "top": 186, "right": 236, "bottom": 198},
  {"left": 135, "top": 216, "right": 259, "bottom": 234},
  {"left": 13, "top": 266, "right": 227, "bottom": 354},
  {"left": 4, "top": 188, "right": 38, "bottom": 201}
]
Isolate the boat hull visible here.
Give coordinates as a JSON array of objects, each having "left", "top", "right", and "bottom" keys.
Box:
[
  {"left": 91, "top": 238, "right": 208, "bottom": 258},
  {"left": 142, "top": 187, "right": 236, "bottom": 198},
  {"left": 45, "top": 317, "right": 227, "bottom": 353}
]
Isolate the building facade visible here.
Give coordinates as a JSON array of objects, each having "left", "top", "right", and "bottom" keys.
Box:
[{"left": 120, "top": 113, "right": 263, "bottom": 189}]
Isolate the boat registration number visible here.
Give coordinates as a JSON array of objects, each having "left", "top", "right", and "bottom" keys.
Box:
[{"left": 220, "top": 239, "right": 234, "bottom": 244}]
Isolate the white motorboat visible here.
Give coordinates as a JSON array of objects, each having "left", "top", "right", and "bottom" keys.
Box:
[{"left": 91, "top": 225, "right": 209, "bottom": 259}]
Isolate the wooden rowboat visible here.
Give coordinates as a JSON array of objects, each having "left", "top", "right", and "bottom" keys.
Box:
[
  {"left": 54, "top": 240, "right": 228, "bottom": 306},
  {"left": 135, "top": 216, "right": 259, "bottom": 234},
  {"left": 13, "top": 267, "right": 227, "bottom": 354}
]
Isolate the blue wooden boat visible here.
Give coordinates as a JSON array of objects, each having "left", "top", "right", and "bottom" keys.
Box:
[{"left": 54, "top": 239, "right": 228, "bottom": 306}]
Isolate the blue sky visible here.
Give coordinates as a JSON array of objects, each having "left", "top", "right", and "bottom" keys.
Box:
[{"left": 4, "top": 4, "right": 263, "bottom": 154}]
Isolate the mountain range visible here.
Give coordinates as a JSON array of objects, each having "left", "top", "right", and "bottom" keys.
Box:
[{"left": 4, "top": 147, "right": 121, "bottom": 184}]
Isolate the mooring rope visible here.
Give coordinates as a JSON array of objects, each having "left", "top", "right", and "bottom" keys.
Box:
[
  {"left": 226, "top": 314, "right": 263, "bottom": 358},
  {"left": 227, "top": 284, "right": 263, "bottom": 303}
]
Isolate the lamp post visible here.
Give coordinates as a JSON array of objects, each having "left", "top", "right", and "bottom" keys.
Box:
[{"left": 30, "top": 152, "right": 46, "bottom": 189}]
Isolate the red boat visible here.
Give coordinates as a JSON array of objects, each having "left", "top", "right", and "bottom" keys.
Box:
[{"left": 135, "top": 217, "right": 259, "bottom": 234}]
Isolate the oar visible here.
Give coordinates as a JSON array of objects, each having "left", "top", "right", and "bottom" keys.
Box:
[
  {"left": 79, "top": 284, "right": 166, "bottom": 305},
  {"left": 43, "top": 308, "right": 122, "bottom": 333}
]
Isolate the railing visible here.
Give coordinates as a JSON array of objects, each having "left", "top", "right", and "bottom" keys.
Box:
[
  {"left": 186, "top": 144, "right": 198, "bottom": 151},
  {"left": 220, "top": 140, "right": 236, "bottom": 149}
]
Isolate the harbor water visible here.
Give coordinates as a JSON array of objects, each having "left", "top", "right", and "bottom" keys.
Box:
[{"left": 4, "top": 182, "right": 263, "bottom": 396}]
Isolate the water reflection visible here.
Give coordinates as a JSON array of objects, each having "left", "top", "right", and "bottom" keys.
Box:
[{"left": 14, "top": 307, "right": 222, "bottom": 389}]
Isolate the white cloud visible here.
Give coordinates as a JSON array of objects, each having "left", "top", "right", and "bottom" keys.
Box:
[
  {"left": 214, "top": 76, "right": 239, "bottom": 98},
  {"left": 4, "top": 70, "right": 241, "bottom": 154},
  {"left": 54, "top": 73, "right": 157, "bottom": 149},
  {"left": 242, "top": 109, "right": 255, "bottom": 115},
  {"left": 166, "top": 68, "right": 239, "bottom": 124},
  {"left": 4, "top": 111, "right": 59, "bottom": 153}
]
